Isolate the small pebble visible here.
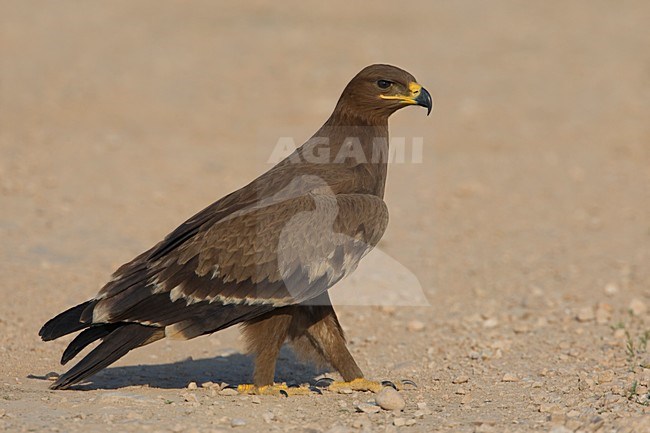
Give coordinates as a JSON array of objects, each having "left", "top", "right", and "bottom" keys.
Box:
[
  {"left": 502, "top": 373, "right": 518, "bottom": 382},
  {"left": 452, "top": 375, "right": 469, "bottom": 384},
  {"left": 483, "top": 318, "right": 499, "bottom": 328},
  {"left": 125, "top": 411, "right": 142, "bottom": 420},
  {"left": 475, "top": 423, "right": 496, "bottom": 433},
  {"left": 230, "top": 418, "right": 247, "bottom": 427},
  {"left": 326, "top": 426, "right": 354, "bottom": 433},
  {"left": 576, "top": 307, "right": 595, "bottom": 322},
  {"left": 597, "top": 371, "right": 614, "bottom": 383},
  {"left": 219, "top": 388, "right": 239, "bottom": 396},
  {"left": 393, "top": 417, "right": 406, "bottom": 427},
  {"left": 595, "top": 305, "right": 611, "bottom": 325},
  {"left": 405, "top": 419, "right": 417, "bottom": 426},
  {"left": 352, "top": 416, "right": 371, "bottom": 429},
  {"left": 356, "top": 403, "right": 380, "bottom": 414},
  {"left": 413, "top": 409, "right": 427, "bottom": 419},
  {"left": 251, "top": 396, "right": 261, "bottom": 404},
  {"left": 513, "top": 323, "right": 530, "bottom": 334},
  {"left": 539, "top": 403, "right": 563, "bottom": 414},
  {"left": 604, "top": 283, "right": 619, "bottom": 296},
  {"left": 407, "top": 320, "right": 425, "bottom": 332},
  {"left": 629, "top": 299, "right": 647, "bottom": 316},
  {"left": 262, "top": 411, "right": 275, "bottom": 423},
  {"left": 183, "top": 393, "right": 199, "bottom": 403},
  {"left": 187, "top": 382, "right": 198, "bottom": 390},
  {"left": 374, "top": 387, "right": 405, "bottom": 411}
]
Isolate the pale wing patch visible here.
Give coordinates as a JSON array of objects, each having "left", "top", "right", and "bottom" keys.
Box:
[
  {"left": 169, "top": 285, "right": 185, "bottom": 303},
  {"left": 169, "top": 283, "right": 294, "bottom": 307},
  {"left": 165, "top": 322, "right": 193, "bottom": 340},
  {"left": 205, "top": 294, "right": 295, "bottom": 306},
  {"left": 149, "top": 277, "right": 166, "bottom": 294},
  {"left": 92, "top": 301, "right": 111, "bottom": 323}
]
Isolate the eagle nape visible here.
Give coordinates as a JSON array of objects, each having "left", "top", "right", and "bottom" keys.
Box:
[{"left": 39, "top": 64, "right": 431, "bottom": 394}]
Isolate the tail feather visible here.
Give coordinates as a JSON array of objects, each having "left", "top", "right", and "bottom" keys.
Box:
[
  {"left": 50, "top": 323, "right": 163, "bottom": 390},
  {"left": 39, "top": 301, "right": 96, "bottom": 341},
  {"left": 60, "top": 324, "right": 121, "bottom": 365}
]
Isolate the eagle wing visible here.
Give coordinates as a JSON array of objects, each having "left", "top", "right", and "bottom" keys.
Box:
[{"left": 85, "top": 191, "right": 388, "bottom": 339}]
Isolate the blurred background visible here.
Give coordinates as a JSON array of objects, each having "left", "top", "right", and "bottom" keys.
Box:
[
  {"left": 1, "top": 1, "right": 649, "bottom": 431},
  {"left": 2, "top": 0, "right": 647, "bottom": 303}
]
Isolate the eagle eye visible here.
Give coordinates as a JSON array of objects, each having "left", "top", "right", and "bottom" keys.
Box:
[{"left": 377, "top": 80, "right": 392, "bottom": 89}]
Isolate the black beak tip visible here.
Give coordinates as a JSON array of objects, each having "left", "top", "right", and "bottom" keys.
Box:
[{"left": 416, "top": 87, "right": 433, "bottom": 116}]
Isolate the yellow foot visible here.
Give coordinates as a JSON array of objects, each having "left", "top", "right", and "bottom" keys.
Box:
[
  {"left": 325, "top": 378, "right": 417, "bottom": 393},
  {"left": 236, "top": 382, "right": 312, "bottom": 396},
  {"left": 327, "top": 378, "right": 383, "bottom": 393}
]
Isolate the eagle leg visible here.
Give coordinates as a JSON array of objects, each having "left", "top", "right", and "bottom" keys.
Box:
[
  {"left": 239, "top": 308, "right": 295, "bottom": 388},
  {"left": 288, "top": 300, "right": 416, "bottom": 393},
  {"left": 241, "top": 298, "right": 396, "bottom": 395},
  {"left": 239, "top": 308, "right": 313, "bottom": 395},
  {"left": 291, "top": 309, "right": 386, "bottom": 393},
  {"left": 287, "top": 302, "right": 364, "bottom": 382}
]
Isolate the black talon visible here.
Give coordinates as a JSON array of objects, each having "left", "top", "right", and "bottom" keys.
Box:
[
  {"left": 310, "top": 386, "right": 323, "bottom": 395},
  {"left": 401, "top": 379, "right": 417, "bottom": 388},
  {"left": 315, "top": 378, "right": 335, "bottom": 387},
  {"left": 280, "top": 389, "right": 289, "bottom": 397},
  {"left": 381, "top": 380, "right": 397, "bottom": 390}
]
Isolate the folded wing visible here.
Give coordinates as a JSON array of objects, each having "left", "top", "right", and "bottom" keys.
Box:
[{"left": 84, "top": 192, "right": 388, "bottom": 340}]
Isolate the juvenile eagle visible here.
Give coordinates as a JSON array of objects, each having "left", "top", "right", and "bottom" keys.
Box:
[{"left": 40, "top": 64, "right": 432, "bottom": 393}]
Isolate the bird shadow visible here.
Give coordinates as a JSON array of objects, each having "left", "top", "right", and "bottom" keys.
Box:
[{"left": 30, "top": 347, "right": 327, "bottom": 390}]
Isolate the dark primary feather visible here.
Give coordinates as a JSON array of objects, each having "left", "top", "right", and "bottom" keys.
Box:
[
  {"left": 50, "top": 324, "right": 163, "bottom": 390},
  {"left": 39, "top": 301, "right": 95, "bottom": 341},
  {"left": 61, "top": 324, "right": 121, "bottom": 365}
]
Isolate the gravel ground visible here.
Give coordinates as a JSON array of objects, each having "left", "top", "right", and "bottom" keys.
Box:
[{"left": 1, "top": 1, "right": 649, "bottom": 432}]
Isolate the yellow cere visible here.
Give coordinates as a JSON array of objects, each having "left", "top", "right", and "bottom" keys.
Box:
[{"left": 408, "top": 82, "right": 422, "bottom": 95}]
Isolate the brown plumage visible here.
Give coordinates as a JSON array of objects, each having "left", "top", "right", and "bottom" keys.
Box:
[{"left": 39, "top": 64, "right": 432, "bottom": 390}]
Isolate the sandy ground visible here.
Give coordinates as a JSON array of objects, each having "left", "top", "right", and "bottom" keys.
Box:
[{"left": 1, "top": 1, "right": 649, "bottom": 432}]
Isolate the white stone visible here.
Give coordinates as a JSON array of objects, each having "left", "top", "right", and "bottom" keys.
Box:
[
  {"left": 356, "top": 403, "right": 380, "bottom": 414},
  {"left": 375, "top": 387, "right": 405, "bottom": 411},
  {"left": 230, "top": 418, "right": 247, "bottom": 427}
]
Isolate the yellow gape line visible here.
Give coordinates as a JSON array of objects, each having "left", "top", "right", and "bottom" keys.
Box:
[{"left": 379, "top": 82, "right": 422, "bottom": 104}]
